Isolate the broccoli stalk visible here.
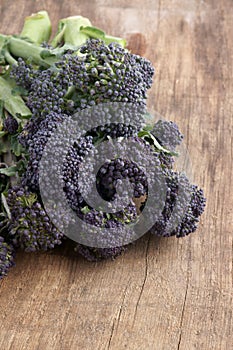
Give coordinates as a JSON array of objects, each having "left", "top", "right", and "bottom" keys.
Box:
[
  {"left": 0, "top": 11, "right": 52, "bottom": 67},
  {"left": 51, "top": 15, "right": 92, "bottom": 48},
  {"left": 20, "top": 10, "right": 52, "bottom": 44},
  {"left": 0, "top": 34, "right": 56, "bottom": 67},
  {"left": 0, "top": 12, "right": 126, "bottom": 68},
  {"left": 0, "top": 236, "right": 15, "bottom": 280},
  {"left": 51, "top": 15, "right": 126, "bottom": 48}
]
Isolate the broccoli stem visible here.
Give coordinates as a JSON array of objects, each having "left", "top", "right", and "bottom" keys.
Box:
[
  {"left": 8, "top": 36, "right": 52, "bottom": 67},
  {"left": 0, "top": 11, "right": 52, "bottom": 66},
  {"left": 51, "top": 15, "right": 92, "bottom": 47},
  {"left": 20, "top": 10, "right": 52, "bottom": 44},
  {"left": 0, "top": 13, "right": 126, "bottom": 68},
  {"left": 0, "top": 35, "right": 5, "bottom": 51},
  {"left": 4, "top": 49, "right": 18, "bottom": 66},
  {"left": 0, "top": 34, "right": 81, "bottom": 68},
  {"left": 51, "top": 16, "right": 126, "bottom": 48},
  {"left": 0, "top": 34, "right": 48, "bottom": 66}
]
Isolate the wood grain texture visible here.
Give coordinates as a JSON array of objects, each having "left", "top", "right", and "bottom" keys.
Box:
[{"left": 0, "top": 1, "right": 232, "bottom": 349}]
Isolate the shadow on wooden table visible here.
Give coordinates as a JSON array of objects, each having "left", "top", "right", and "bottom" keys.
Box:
[{"left": 1, "top": 232, "right": 170, "bottom": 282}]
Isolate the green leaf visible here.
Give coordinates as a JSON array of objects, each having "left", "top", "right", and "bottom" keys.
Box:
[
  {"left": 0, "top": 131, "right": 6, "bottom": 137},
  {"left": 80, "top": 25, "right": 126, "bottom": 47},
  {"left": 10, "top": 134, "right": 24, "bottom": 156},
  {"left": 0, "top": 142, "right": 8, "bottom": 154},
  {"left": 103, "top": 35, "right": 126, "bottom": 47},
  {"left": 1, "top": 193, "right": 11, "bottom": 219},
  {"left": 5, "top": 95, "right": 31, "bottom": 120},
  {"left": 0, "top": 76, "right": 32, "bottom": 120},
  {"left": 23, "top": 193, "right": 37, "bottom": 207},
  {"left": 0, "top": 99, "right": 5, "bottom": 121},
  {"left": 80, "top": 26, "right": 105, "bottom": 39},
  {"left": 0, "top": 165, "right": 17, "bottom": 176},
  {"left": 51, "top": 22, "right": 66, "bottom": 47},
  {"left": 138, "top": 129, "right": 178, "bottom": 156},
  {"left": 15, "top": 159, "right": 28, "bottom": 177},
  {"left": 141, "top": 123, "right": 153, "bottom": 132},
  {"left": 81, "top": 206, "right": 90, "bottom": 214},
  {"left": 11, "top": 85, "right": 28, "bottom": 97},
  {"left": 138, "top": 130, "right": 150, "bottom": 138},
  {"left": 0, "top": 157, "right": 27, "bottom": 178}
]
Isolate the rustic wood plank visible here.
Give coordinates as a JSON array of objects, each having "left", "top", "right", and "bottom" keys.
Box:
[{"left": 0, "top": 1, "right": 232, "bottom": 349}]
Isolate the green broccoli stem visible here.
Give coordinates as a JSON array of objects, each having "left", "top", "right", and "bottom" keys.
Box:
[
  {"left": 4, "top": 49, "right": 18, "bottom": 66},
  {"left": 1, "top": 34, "right": 83, "bottom": 68},
  {"left": 0, "top": 34, "right": 47, "bottom": 66},
  {"left": 0, "top": 34, "right": 5, "bottom": 51},
  {"left": 0, "top": 11, "right": 52, "bottom": 66},
  {"left": 9, "top": 36, "right": 54, "bottom": 67},
  {"left": 51, "top": 16, "right": 126, "bottom": 48},
  {"left": 0, "top": 14, "right": 126, "bottom": 68},
  {"left": 20, "top": 10, "right": 52, "bottom": 44},
  {"left": 51, "top": 16, "right": 92, "bottom": 47}
]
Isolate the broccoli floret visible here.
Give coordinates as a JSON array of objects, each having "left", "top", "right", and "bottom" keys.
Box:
[
  {"left": 152, "top": 120, "right": 183, "bottom": 151},
  {"left": 11, "top": 39, "right": 154, "bottom": 117},
  {"left": 151, "top": 171, "right": 206, "bottom": 238},
  {"left": 7, "top": 186, "right": 63, "bottom": 252},
  {"left": 0, "top": 11, "right": 206, "bottom": 268},
  {"left": 0, "top": 236, "right": 15, "bottom": 280},
  {"left": 75, "top": 243, "right": 125, "bottom": 262},
  {"left": 3, "top": 115, "right": 19, "bottom": 134}
]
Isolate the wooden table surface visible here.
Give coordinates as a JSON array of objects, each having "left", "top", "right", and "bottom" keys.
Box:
[{"left": 0, "top": 1, "right": 232, "bottom": 349}]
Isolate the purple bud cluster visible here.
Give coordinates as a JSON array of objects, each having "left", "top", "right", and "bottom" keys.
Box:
[
  {"left": 96, "top": 157, "right": 148, "bottom": 201},
  {"left": 152, "top": 120, "right": 183, "bottom": 151},
  {"left": 55, "top": 39, "right": 154, "bottom": 109},
  {"left": 10, "top": 57, "right": 34, "bottom": 89},
  {"left": 6, "top": 186, "right": 63, "bottom": 252},
  {"left": 75, "top": 243, "right": 125, "bottom": 262},
  {"left": 11, "top": 58, "right": 70, "bottom": 118},
  {"left": 3, "top": 115, "right": 19, "bottom": 134},
  {"left": 0, "top": 236, "right": 15, "bottom": 279},
  {"left": 6, "top": 38, "right": 206, "bottom": 265},
  {"left": 151, "top": 171, "right": 206, "bottom": 238},
  {"left": 22, "top": 112, "right": 68, "bottom": 191}
]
